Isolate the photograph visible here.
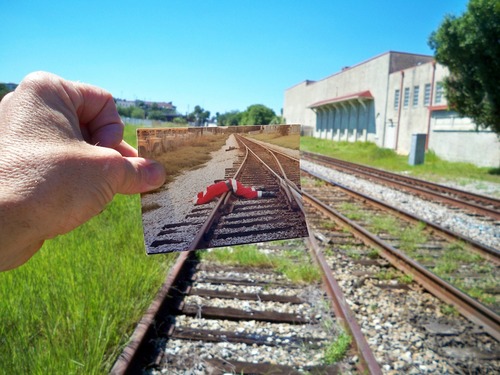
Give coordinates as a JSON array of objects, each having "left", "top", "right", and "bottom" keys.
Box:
[{"left": 138, "top": 124, "right": 309, "bottom": 254}]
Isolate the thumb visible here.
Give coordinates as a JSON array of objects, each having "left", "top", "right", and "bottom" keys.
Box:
[{"left": 117, "top": 157, "right": 166, "bottom": 194}]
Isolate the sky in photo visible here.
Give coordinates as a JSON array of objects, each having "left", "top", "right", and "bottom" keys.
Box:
[{"left": 0, "top": 0, "right": 468, "bottom": 116}]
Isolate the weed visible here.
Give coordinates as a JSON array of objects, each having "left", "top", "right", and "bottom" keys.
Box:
[
  {"left": 432, "top": 261, "right": 459, "bottom": 275},
  {"left": 320, "top": 221, "right": 336, "bottom": 230},
  {"left": 440, "top": 304, "right": 459, "bottom": 316},
  {"left": 277, "top": 260, "right": 322, "bottom": 284},
  {"left": 202, "top": 245, "right": 321, "bottom": 284},
  {"left": 367, "top": 249, "right": 379, "bottom": 259},
  {"left": 313, "top": 178, "right": 326, "bottom": 187},
  {"left": 345, "top": 249, "right": 362, "bottom": 260},
  {"left": 201, "top": 245, "right": 274, "bottom": 268},
  {"left": 398, "top": 274, "right": 414, "bottom": 284},
  {"left": 370, "top": 215, "right": 400, "bottom": 236},
  {"left": 376, "top": 270, "right": 398, "bottom": 280},
  {"left": 324, "top": 332, "right": 352, "bottom": 364},
  {"left": 399, "top": 222, "right": 427, "bottom": 252},
  {"left": 338, "top": 202, "right": 365, "bottom": 221},
  {"left": 464, "top": 287, "right": 496, "bottom": 305}
]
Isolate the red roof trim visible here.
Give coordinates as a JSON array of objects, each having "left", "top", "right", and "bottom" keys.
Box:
[{"left": 309, "top": 90, "right": 373, "bottom": 108}]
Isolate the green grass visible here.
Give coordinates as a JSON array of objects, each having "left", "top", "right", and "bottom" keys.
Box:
[
  {"left": 300, "top": 136, "right": 500, "bottom": 185},
  {"left": 323, "top": 331, "right": 352, "bottom": 364},
  {"left": 200, "top": 244, "right": 321, "bottom": 284},
  {"left": 0, "top": 195, "right": 175, "bottom": 374},
  {"left": 0, "top": 125, "right": 175, "bottom": 374},
  {"left": 246, "top": 131, "right": 300, "bottom": 150},
  {"left": 201, "top": 245, "right": 275, "bottom": 268}
]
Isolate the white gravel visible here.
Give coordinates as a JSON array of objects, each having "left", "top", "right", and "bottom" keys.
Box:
[{"left": 301, "top": 159, "right": 500, "bottom": 250}]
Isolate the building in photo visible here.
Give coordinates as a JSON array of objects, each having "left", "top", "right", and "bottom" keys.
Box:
[{"left": 284, "top": 51, "right": 499, "bottom": 167}]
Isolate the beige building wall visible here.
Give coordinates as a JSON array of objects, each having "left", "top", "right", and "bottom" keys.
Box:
[
  {"left": 284, "top": 51, "right": 499, "bottom": 167},
  {"left": 284, "top": 51, "right": 434, "bottom": 147}
]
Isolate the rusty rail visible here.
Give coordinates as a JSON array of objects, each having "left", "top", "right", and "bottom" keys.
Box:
[
  {"left": 303, "top": 168, "right": 500, "bottom": 264},
  {"left": 303, "top": 151, "right": 500, "bottom": 221},
  {"left": 110, "top": 251, "right": 191, "bottom": 375},
  {"left": 306, "top": 229, "right": 383, "bottom": 375},
  {"left": 304, "top": 191, "right": 500, "bottom": 341}
]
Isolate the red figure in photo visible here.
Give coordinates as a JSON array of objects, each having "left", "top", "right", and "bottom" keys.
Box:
[{"left": 193, "top": 178, "right": 276, "bottom": 205}]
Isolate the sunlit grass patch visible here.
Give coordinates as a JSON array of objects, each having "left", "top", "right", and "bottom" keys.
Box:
[
  {"left": 300, "top": 136, "right": 500, "bottom": 184},
  {"left": 201, "top": 245, "right": 275, "bottom": 268},
  {"left": 275, "top": 257, "right": 321, "bottom": 284},
  {"left": 0, "top": 194, "right": 174, "bottom": 374},
  {"left": 338, "top": 202, "right": 366, "bottom": 221},
  {"left": 323, "top": 331, "right": 352, "bottom": 364},
  {"left": 247, "top": 132, "right": 300, "bottom": 150},
  {"left": 201, "top": 243, "right": 321, "bottom": 284}
]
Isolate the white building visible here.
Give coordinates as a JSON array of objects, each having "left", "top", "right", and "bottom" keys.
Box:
[{"left": 284, "top": 51, "right": 499, "bottom": 167}]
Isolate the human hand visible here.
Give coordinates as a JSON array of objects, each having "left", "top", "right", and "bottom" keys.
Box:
[{"left": 0, "top": 72, "right": 166, "bottom": 271}]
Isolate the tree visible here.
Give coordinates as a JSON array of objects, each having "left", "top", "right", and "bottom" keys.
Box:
[
  {"left": 0, "top": 83, "right": 11, "bottom": 101},
  {"left": 429, "top": 0, "right": 500, "bottom": 134},
  {"left": 130, "top": 106, "right": 145, "bottom": 119},
  {"left": 240, "top": 104, "right": 276, "bottom": 125},
  {"left": 147, "top": 110, "right": 166, "bottom": 121},
  {"left": 217, "top": 110, "right": 243, "bottom": 126},
  {"left": 189, "top": 105, "right": 210, "bottom": 126}
]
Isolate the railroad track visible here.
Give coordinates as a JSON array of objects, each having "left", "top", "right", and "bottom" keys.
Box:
[
  {"left": 301, "top": 171, "right": 500, "bottom": 342},
  {"left": 114, "top": 140, "right": 498, "bottom": 373},
  {"left": 148, "top": 134, "right": 307, "bottom": 253},
  {"left": 302, "top": 151, "right": 500, "bottom": 222},
  {"left": 111, "top": 240, "right": 382, "bottom": 374}
]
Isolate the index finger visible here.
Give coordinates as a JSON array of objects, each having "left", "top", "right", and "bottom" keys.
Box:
[{"left": 65, "top": 79, "right": 125, "bottom": 149}]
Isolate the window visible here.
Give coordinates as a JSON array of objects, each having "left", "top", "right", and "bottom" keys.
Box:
[
  {"left": 424, "top": 83, "right": 431, "bottom": 106},
  {"left": 403, "top": 87, "right": 410, "bottom": 108},
  {"left": 435, "top": 82, "right": 444, "bottom": 104},
  {"left": 413, "top": 86, "right": 419, "bottom": 107},
  {"left": 394, "top": 89, "right": 400, "bottom": 109}
]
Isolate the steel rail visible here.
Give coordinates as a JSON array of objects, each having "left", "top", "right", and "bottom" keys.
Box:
[
  {"left": 110, "top": 251, "right": 191, "bottom": 375},
  {"left": 305, "top": 230, "right": 383, "bottom": 375},
  {"left": 188, "top": 135, "right": 304, "bottom": 250},
  {"left": 304, "top": 191, "right": 500, "bottom": 341},
  {"left": 244, "top": 142, "right": 303, "bottom": 211},
  {"left": 303, "top": 168, "right": 500, "bottom": 264},
  {"left": 235, "top": 134, "right": 303, "bottom": 210},
  {"left": 303, "top": 151, "right": 500, "bottom": 221},
  {"left": 237, "top": 135, "right": 301, "bottom": 163},
  {"left": 186, "top": 143, "right": 249, "bottom": 251}
]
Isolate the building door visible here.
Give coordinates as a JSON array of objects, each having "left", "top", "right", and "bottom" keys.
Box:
[{"left": 384, "top": 121, "right": 397, "bottom": 149}]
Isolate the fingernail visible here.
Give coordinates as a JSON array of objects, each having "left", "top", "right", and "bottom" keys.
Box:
[{"left": 145, "top": 161, "right": 166, "bottom": 188}]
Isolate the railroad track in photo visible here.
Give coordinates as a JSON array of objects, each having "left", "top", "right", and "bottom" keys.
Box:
[{"left": 147, "top": 133, "right": 308, "bottom": 254}]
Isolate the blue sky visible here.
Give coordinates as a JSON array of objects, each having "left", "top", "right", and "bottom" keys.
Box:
[{"left": 1, "top": 1, "right": 468, "bottom": 116}]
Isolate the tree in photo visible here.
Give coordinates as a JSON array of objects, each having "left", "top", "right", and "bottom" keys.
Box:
[
  {"left": 217, "top": 110, "right": 243, "bottom": 126},
  {"left": 429, "top": 0, "right": 500, "bottom": 134},
  {"left": 240, "top": 104, "right": 276, "bottom": 125},
  {"left": 188, "top": 105, "right": 210, "bottom": 126}
]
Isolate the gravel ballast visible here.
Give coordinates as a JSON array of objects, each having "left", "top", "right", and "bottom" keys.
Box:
[{"left": 301, "top": 159, "right": 500, "bottom": 250}]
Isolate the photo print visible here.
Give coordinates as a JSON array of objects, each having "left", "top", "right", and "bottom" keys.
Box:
[{"left": 138, "top": 124, "right": 309, "bottom": 254}]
